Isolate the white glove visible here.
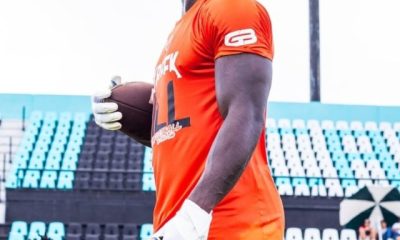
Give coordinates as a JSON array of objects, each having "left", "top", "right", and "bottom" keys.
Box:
[
  {"left": 91, "top": 76, "right": 123, "bottom": 130},
  {"left": 151, "top": 200, "right": 212, "bottom": 240}
]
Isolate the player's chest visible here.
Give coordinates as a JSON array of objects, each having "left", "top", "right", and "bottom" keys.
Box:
[{"left": 154, "top": 18, "right": 214, "bottom": 87}]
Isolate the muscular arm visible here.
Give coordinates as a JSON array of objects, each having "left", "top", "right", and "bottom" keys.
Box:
[{"left": 188, "top": 53, "right": 272, "bottom": 213}]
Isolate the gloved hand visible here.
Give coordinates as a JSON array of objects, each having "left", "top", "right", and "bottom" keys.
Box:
[
  {"left": 151, "top": 200, "right": 212, "bottom": 240},
  {"left": 91, "top": 76, "right": 123, "bottom": 130}
]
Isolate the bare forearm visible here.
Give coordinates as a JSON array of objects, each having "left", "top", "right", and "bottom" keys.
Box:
[{"left": 188, "top": 111, "right": 264, "bottom": 213}]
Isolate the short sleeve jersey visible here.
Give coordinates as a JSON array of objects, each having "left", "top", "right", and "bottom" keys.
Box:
[{"left": 151, "top": 0, "right": 284, "bottom": 239}]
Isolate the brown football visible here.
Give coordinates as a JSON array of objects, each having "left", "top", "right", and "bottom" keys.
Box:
[{"left": 108, "top": 82, "right": 153, "bottom": 145}]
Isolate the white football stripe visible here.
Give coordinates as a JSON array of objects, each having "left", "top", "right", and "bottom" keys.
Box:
[
  {"left": 340, "top": 200, "right": 375, "bottom": 225},
  {"left": 380, "top": 201, "right": 400, "bottom": 216},
  {"left": 367, "top": 186, "right": 394, "bottom": 203}
]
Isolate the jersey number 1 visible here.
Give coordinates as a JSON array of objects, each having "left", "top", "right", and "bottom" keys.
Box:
[{"left": 154, "top": 81, "right": 191, "bottom": 133}]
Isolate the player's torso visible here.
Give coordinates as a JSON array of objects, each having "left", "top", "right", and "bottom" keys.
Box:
[{"left": 151, "top": 0, "right": 284, "bottom": 238}]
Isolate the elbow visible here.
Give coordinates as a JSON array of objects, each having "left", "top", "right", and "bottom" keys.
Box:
[{"left": 227, "top": 105, "right": 265, "bottom": 134}]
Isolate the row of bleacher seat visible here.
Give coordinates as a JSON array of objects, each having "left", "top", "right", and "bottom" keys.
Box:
[
  {"left": 127, "top": 223, "right": 360, "bottom": 240},
  {"left": 285, "top": 227, "right": 357, "bottom": 240},
  {"left": 6, "top": 111, "right": 89, "bottom": 189},
  {"left": 6, "top": 112, "right": 400, "bottom": 194},
  {"left": 9, "top": 221, "right": 143, "bottom": 240},
  {"left": 6, "top": 221, "right": 361, "bottom": 240},
  {"left": 266, "top": 118, "right": 400, "bottom": 192}
]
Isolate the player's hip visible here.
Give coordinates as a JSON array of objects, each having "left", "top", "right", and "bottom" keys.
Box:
[{"left": 208, "top": 210, "right": 285, "bottom": 240}]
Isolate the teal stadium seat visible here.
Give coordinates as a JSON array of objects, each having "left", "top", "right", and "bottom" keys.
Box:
[
  {"left": 22, "top": 170, "right": 41, "bottom": 188},
  {"left": 40, "top": 170, "right": 58, "bottom": 189},
  {"left": 63, "top": 152, "right": 78, "bottom": 165},
  {"left": 8, "top": 233, "right": 25, "bottom": 240},
  {"left": 346, "top": 153, "right": 361, "bottom": 161},
  {"left": 19, "top": 139, "right": 35, "bottom": 152},
  {"left": 323, "top": 129, "right": 337, "bottom": 137},
  {"left": 391, "top": 180, "right": 400, "bottom": 188},
  {"left": 61, "top": 158, "right": 77, "bottom": 170},
  {"left": 294, "top": 128, "right": 308, "bottom": 136},
  {"left": 382, "top": 161, "right": 396, "bottom": 172},
  {"left": 10, "top": 221, "right": 28, "bottom": 236},
  {"left": 387, "top": 169, "right": 400, "bottom": 180},
  {"left": 52, "top": 136, "right": 67, "bottom": 149},
  {"left": 14, "top": 152, "right": 29, "bottom": 169},
  {"left": 45, "top": 152, "right": 62, "bottom": 170},
  {"left": 28, "top": 153, "right": 46, "bottom": 169},
  {"left": 28, "top": 221, "right": 46, "bottom": 240},
  {"left": 367, "top": 130, "right": 381, "bottom": 138},
  {"left": 362, "top": 153, "right": 376, "bottom": 161},
  {"left": 334, "top": 158, "right": 349, "bottom": 169},
  {"left": 142, "top": 173, "right": 156, "bottom": 191},
  {"left": 140, "top": 224, "right": 153, "bottom": 240},
  {"left": 57, "top": 171, "right": 74, "bottom": 189},
  {"left": 5, "top": 172, "right": 18, "bottom": 189},
  {"left": 378, "top": 152, "right": 392, "bottom": 162},
  {"left": 338, "top": 129, "right": 352, "bottom": 137},
  {"left": 275, "top": 177, "right": 291, "bottom": 186},
  {"left": 35, "top": 141, "right": 50, "bottom": 153},
  {"left": 353, "top": 130, "right": 365, "bottom": 137},
  {"left": 339, "top": 168, "right": 354, "bottom": 179},
  {"left": 47, "top": 222, "right": 65, "bottom": 240},
  {"left": 292, "top": 177, "right": 307, "bottom": 186},
  {"left": 342, "top": 179, "right": 357, "bottom": 188},
  {"left": 143, "top": 148, "right": 153, "bottom": 173},
  {"left": 279, "top": 128, "right": 293, "bottom": 135}
]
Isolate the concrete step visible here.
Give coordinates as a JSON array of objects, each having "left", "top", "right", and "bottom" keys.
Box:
[
  {"left": 0, "top": 120, "right": 23, "bottom": 130},
  {"left": 0, "top": 145, "right": 19, "bottom": 153},
  {"left": 0, "top": 130, "right": 23, "bottom": 138},
  {"left": 0, "top": 137, "right": 21, "bottom": 145}
]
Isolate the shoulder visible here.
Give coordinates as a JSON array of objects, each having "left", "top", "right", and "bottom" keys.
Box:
[{"left": 200, "top": 0, "right": 271, "bottom": 27}]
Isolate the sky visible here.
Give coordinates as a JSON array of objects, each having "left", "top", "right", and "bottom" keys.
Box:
[{"left": 0, "top": 0, "right": 399, "bottom": 106}]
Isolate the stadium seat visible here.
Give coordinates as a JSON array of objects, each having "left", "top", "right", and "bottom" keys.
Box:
[
  {"left": 66, "top": 223, "right": 82, "bottom": 240},
  {"left": 278, "top": 183, "right": 293, "bottom": 196},
  {"left": 22, "top": 170, "right": 41, "bottom": 188},
  {"left": 340, "top": 229, "right": 357, "bottom": 240},
  {"left": 10, "top": 221, "right": 28, "bottom": 236},
  {"left": 28, "top": 221, "right": 46, "bottom": 240},
  {"left": 8, "top": 232, "right": 25, "bottom": 240},
  {"left": 86, "top": 223, "right": 101, "bottom": 239},
  {"left": 47, "top": 222, "right": 65, "bottom": 240},
  {"left": 104, "top": 224, "right": 119, "bottom": 240},
  {"left": 108, "top": 172, "right": 124, "bottom": 190},
  {"left": 123, "top": 224, "right": 138, "bottom": 240},
  {"left": 286, "top": 227, "right": 303, "bottom": 240},
  {"left": 322, "top": 228, "right": 339, "bottom": 240},
  {"left": 92, "top": 172, "right": 107, "bottom": 189},
  {"left": 40, "top": 170, "right": 58, "bottom": 189},
  {"left": 327, "top": 184, "right": 344, "bottom": 197},
  {"left": 310, "top": 184, "right": 327, "bottom": 197},
  {"left": 294, "top": 184, "right": 311, "bottom": 196},
  {"left": 142, "top": 173, "right": 156, "bottom": 191},
  {"left": 358, "top": 179, "right": 374, "bottom": 188},
  {"left": 341, "top": 179, "right": 356, "bottom": 188},
  {"left": 45, "top": 153, "right": 62, "bottom": 170},
  {"left": 304, "top": 228, "right": 321, "bottom": 240},
  {"left": 292, "top": 177, "right": 307, "bottom": 186},
  {"left": 344, "top": 185, "right": 359, "bottom": 197},
  {"left": 57, "top": 171, "right": 74, "bottom": 189},
  {"left": 140, "top": 224, "right": 153, "bottom": 240},
  {"left": 6, "top": 172, "right": 19, "bottom": 189}
]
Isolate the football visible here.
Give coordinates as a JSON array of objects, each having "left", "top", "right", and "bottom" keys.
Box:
[{"left": 108, "top": 82, "right": 153, "bottom": 144}]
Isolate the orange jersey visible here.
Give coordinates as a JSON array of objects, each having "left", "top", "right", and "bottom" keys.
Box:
[{"left": 151, "top": 0, "right": 284, "bottom": 239}]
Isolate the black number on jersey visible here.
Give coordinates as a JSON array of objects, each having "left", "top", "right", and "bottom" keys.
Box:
[{"left": 154, "top": 81, "right": 191, "bottom": 133}]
